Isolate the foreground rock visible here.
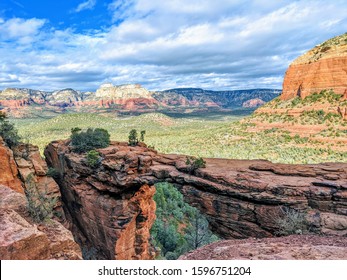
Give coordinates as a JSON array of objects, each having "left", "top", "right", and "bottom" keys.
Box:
[
  {"left": 0, "top": 139, "right": 80, "bottom": 259},
  {"left": 45, "top": 141, "right": 347, "bottom": 259},
  {"left": 179, "top": 235, "right": 347, "bottom": 260},
  {"left": 0, "top": 185, "right": 81, "bottom": 260},
  {"left": 12, "top": 143, "right": 64, "bottom": 218},
  {"left": 0, "top": 137, "right": 23, "bottom": 193}
]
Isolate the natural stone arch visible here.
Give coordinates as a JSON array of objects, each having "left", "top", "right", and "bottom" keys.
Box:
[{"left": 44, "top": 141, "right": 347, "bottom": 259}]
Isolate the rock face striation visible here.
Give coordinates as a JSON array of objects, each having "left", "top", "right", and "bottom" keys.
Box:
[
  {"left": 0, "top": 139, "right": 81, "bottom": 259},
  {"left": 44, "top": 142, "right": 157, "bottom": 260},
  {"left": 0, "top": 138, "right": 23, "bottom": 193},
  {"left": 0, "top": 185, "right": 81, "bottom": 260},
  {"left": 45, "top": 141, "right": 347, "bottom": 259},
  {"left": 282, "top": 33, "right": 347, "bottom": 100}
]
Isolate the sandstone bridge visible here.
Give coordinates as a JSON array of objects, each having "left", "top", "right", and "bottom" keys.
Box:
[{"left": 44, "top": 141, "right": 347, "bottom": 260}]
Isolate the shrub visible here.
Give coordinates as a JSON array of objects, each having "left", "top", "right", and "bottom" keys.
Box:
[
  {"left": 275, "top": 207, "right": 308, "bottom": 236},
  {"left": 0, "top": 111, "right": 21, "bottom": 147},
  {"left": 46, "top": 167, "right": 60, "bottom": 179},
  {"left": 70, "top": 128, "right": 110, "bottom": 153},
  {"left": 185, "top": 156, "right": 206, "bottom": 174},
  {"left": 25, "top": 174, "right": 57, "bottom": 223},
  {"left": 86, "top": 150, "right": 101, "bottom": 167}
]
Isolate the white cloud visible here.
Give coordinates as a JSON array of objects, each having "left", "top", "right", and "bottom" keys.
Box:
[
  {"left": 73, "top": 0, "right": 97, "bottom": 13},
  {"left": 0, "top": 18, "right": 45, "bottom": 44},
  {"left": 1, "top": 0, "right": 347, "bottom": 91}
]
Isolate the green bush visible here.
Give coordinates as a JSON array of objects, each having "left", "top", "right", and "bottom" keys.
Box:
[
  {"left": 185, "top": 156, "right": 206, "bottom": 174},
  {"left": 0, "top": 112, "right": 21, "bottom": 147},
  {"left": 25, "top": 174, "right": 57, "bottom": 223},
  {"left": 70, "top": 127, "right": 110, "bottom": 153},
  {"left": 275, "top": 207, "right": 308, "bottom": 236},
  {"left": 86, "top": 150, "right": 101, "bottom": 167}
]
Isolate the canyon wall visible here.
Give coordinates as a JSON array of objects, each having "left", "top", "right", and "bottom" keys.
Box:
[
  {"left": 0, "top": 138, "right": 81, "bottom": 259},
  {"left": 45, "top": 141, "right": 347, "bottom": 259}
]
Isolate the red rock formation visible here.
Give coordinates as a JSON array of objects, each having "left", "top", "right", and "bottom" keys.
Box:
[
  {"left": 0, "top": 137, "right": 24, "bottom": 193},
  {"left": 45, "top": 141, "right": 347, "bottom": 260},
  {"left": 0, "top": 99, "right": 29, "bottom": 109},
  {"left": 0, "top": 185, "right": 81, "bottom": 260},
  {"left": 281, "top": 33, "right": 347, "bottom": 100},
  {"left": 44, "top": 142, "right": 157, "bottom": 260},
  {"left": 282, "top": 57, "right": 347, "bottom": 100},
  {"left": 179, "top": 235, "right": 347, "bottom": 260},
  {"left": 11, "top": 143, "right": 65, "bottom": 219}
]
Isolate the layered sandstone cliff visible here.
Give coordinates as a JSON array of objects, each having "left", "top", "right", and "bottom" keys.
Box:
[
  {"left": 45, "top": 141, "right": 347, "bottom": 259},
  {"left": 0, "top": 185, "right": 81, "bottom": 260},
  {"left": 282, "top": 33, "right": 347, "bottom": 100},
  {"left": 0, "top": 139, "right": 81, "bottom": 259},
  {"left": 44, "top": 141, "right": 157, "bottom": 260},
  {"left": 0, "top": 137, "right": 23, "bottom": 193}
]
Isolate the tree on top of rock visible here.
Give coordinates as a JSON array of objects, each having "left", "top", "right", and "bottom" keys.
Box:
[{"left": 70, "top": 127, "right": 110, "bottom": 153}]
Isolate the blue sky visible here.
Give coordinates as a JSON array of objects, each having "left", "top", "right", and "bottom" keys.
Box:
[{"left": 0, "top": 0, "right": 347, "bottom": 91}]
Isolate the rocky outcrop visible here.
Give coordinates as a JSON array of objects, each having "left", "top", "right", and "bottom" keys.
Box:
[
  {"left": 44, "top": 142, "right": 157, "bottom": 260},
  {"left": 0, "top": 137, "right": 23, "bottom": 193},
  {"left": 0, "top": 185, "right": 81, "bottom": 260},
  {"left": 95, "top": 83, "right": 152, "bottom": 99},
  {"left": 45, "top": 141, "right": 347, "bottom": 259},
  {"left": 0, "top": 138, "right": 80, "bottom": 259},
  {"left": 179, "top": 235, "right": 347, "bottom": 260},
  {"left": 282, "top": 33, "right": 347, "bottom": 100},
  {"left": 10, "top": 143, "right": 64, "bottom": 218}
]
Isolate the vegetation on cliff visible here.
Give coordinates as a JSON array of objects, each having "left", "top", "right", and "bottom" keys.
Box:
[
  {"left": 151, "top": 182, "right": 218, "bottom": 259},
  {"left": 70, "top": 127, "right": 110, "bottom": 153},
  {"left": 0, "top": 112, "right": 21, "bottom": 147}
]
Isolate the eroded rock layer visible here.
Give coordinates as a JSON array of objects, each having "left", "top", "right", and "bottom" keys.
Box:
[
  {"left": 0, "top": 185, "right": 81, "bottom": 260},
  {"left": 45, "top": 141, "right": 347, "bottom": 260},
  {"left": 281, "top": 33, "right": 347, "bottom": 100},
  {"left": 0, "top": 139, "right": 80, "bottom": 259},
  {"left": 0, "top": 137, "right": 23, "bottom": 193},
  {"left": 44, "top": 142, "right": 157, "bottom": 260}
]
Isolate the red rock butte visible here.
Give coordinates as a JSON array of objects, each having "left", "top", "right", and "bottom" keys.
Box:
[{"left": 281, "top": 33, "right": 347, "bottom": 100}]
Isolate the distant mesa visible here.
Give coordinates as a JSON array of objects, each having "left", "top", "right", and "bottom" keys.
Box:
[
  {"left": 281, "top": 33, "right": 347, "bottom": 100},
  {"left": 0, "top": 82, "right": 280, "bottom": 117},
  {"left": 95, "top": 83, "right": 153, "bottom": 100},
  {"left": 242, "top": 98, "right": 265, "bottom": 108}
]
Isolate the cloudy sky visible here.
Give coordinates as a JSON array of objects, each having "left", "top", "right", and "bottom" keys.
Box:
[{"left": 0, "top": 0, "right": 346, "bottom": 91}]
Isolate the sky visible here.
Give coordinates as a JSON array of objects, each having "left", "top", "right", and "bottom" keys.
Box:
[{"left": 0, "top": 0, "right": 347, "bottom": 92}]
